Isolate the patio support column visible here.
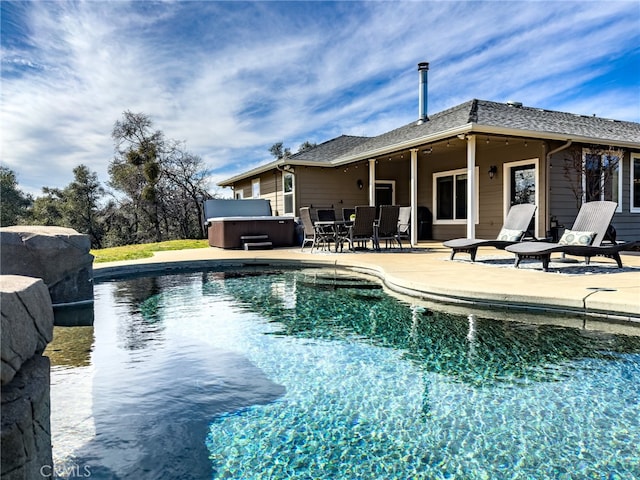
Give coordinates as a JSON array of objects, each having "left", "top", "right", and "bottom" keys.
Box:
[
  {"left": 410, "top": 148, "right": 418, "bottom": 246},
  {"left": 368, "top": 159, "right": 376, "bottom": 206},
  {"left": 466, "top": 135, "right": 477, "bottom": 238}
]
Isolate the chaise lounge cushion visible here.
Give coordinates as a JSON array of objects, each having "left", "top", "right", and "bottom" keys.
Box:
[
  {"left": 497, "top": 228, "right": 525, "bottom": 242},
  {"left": 558, "top": 230, "right": 596, "bottom": 246}
]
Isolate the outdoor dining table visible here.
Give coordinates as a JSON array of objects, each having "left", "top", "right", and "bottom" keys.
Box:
[{"left": 314, "top": 220, "right": 352, "bottom": 252}]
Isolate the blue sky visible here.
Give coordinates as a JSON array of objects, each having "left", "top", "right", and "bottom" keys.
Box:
[{"left": 2, "top": 0, "right": 639, "bottom": 197}]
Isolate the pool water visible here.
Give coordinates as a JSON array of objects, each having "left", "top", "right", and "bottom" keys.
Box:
[{"left": 49, "top": 268, "right": 640, "bottom": 479}]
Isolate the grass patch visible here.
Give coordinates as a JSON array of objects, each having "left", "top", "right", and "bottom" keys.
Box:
[{"left": 92, "top": 239, "right": 209, "bottom": 263}]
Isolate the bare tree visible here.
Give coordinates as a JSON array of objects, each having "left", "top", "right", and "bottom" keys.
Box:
[
  {"left": 162, "top": 142, "right": 211, "bottom": 238},
  {"left": 562, "top": 146, "right": 622, "bottom": 209}
]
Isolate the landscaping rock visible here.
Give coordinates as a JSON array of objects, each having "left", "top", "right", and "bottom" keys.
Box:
[
  {"left": 0, "top": 276, "right": 54, "bottom": 386},
  {"left": 0, "top": 355, "right": 52, "bottom": 480},
  {"left": 0, "top": 226, "right": 93, "bottom": 305}
]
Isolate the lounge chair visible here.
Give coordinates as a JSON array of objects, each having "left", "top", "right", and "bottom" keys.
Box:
[
  {"left": 374, "top": 205, "right": 402, "bottom": 250},
  {"left": 345, "top": 205, "right": 377, "bottom": 250},
  {"left": 505, "top": 201, "right": 635, "bottom": 271},
  {"left": 443, "top": 203, "right": 538, "bottom": 261}
]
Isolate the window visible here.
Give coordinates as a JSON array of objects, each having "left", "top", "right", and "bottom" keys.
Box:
[
  {"left": 433, "top": 168, "right": 478, "bottom": 223},
  {"left": 632, "top": 153, "right": 640, "bottom": 213},
  {"left": 503, "top": 159, "right": 539, "bottom": 237},
  {"left": 582, "top": 149, "right": 622, "bottom": 210},
  {"left": 252, "top": 179, "right": 260, "bottom": 198},
  {"left": 375, "top": 180, "right": 396, "bottom": 209},
  {"left": 283, "top": 173, "right": 294, "bottom": 215}
]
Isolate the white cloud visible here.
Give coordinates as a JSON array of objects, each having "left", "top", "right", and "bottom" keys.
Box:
[{"left": 1, "top": 0, "right": 638, "bottom": 196}]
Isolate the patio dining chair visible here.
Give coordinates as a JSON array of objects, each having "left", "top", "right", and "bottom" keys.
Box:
[
  {"left": 342, "top": 208, "right": 355, "bottom": 222},
  {"left": 300, "top": 207, "right": 335, "bottom": 252},
  {"left": 345, "top": 206, "right": 377, "bottom": 250},
  {"left": 317, "top": 209, "right": 336, "bottom": 222},
  {"left": 374, "top": 205, "right": 402, "bottom": 250}
]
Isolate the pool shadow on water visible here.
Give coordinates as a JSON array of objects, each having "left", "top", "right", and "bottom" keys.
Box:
[{"left": 66, "top": 344, "right": 285, "bottom": 479}]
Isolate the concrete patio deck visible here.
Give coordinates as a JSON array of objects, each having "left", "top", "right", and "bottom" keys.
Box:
[{"left": 93, "top": 242, "right": 640, "bottom": 324}]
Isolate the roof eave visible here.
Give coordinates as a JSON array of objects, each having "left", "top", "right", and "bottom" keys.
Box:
[
  {"left": 332, "top": 123, "right": 640, "bottom": 166},
  {"left": 217, "top": 160, "right": 281, "bottom": 187},
  {"left": 218, "top": 121, "right": 640, "bottom": 186},
  {"left": 331, "top": 124, "right": 475, "bottom": 166},
  {"left": 470, "top": 124, "right": 640, "bottom": 149},
  {"left": 217, "top": 159, "right": 335, "bottom": 187}
]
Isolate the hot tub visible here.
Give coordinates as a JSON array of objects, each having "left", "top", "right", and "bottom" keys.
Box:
[
  {"left": 206, "top": 216, "right": 295, "bottom": 249},
  {"left": 203, "top": 199, "right": 296, "bottom": 249}
]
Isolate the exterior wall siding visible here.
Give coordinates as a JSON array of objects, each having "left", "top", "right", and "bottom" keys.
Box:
[
  {"left": 417, "top": 146, "right": 465, "bottom": 240},
  {"left": 549, "top": 146, "right": 640, "bottom": 241},
  {"left": 226, "top": 139, "right": 637, "bottom": 243},
  {"left": 612, "top": 153, "right": 640, "bottom": 240},
  {"left": 417, "top": 138, "right": 546, "bottom": 240},
  {"left": 549, "top": 144, "right": 586, "bottom": 228},
  {"left": 234, "top": 180, "right": 252, "bottom": 199},
  {"left": 231, "top": 172, "right": 282, "bottom": 214},
  {"left": 295, "top": 166, "right": 369, "bottom": 216},
  {"left": 375, "top": 159, "right": 411, "bottom": 206},
  {"left": 259, "top": 172, "right": 278, "bottom": 214}
]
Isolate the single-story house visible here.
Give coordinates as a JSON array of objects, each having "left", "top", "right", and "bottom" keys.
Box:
[{"left": 218, "top": 63, "right": 640, "bottom": 246}]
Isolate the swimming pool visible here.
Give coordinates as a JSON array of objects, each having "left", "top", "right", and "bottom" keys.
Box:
[{"left": 49, "top": 268, "right": 640, "bottom": 479}]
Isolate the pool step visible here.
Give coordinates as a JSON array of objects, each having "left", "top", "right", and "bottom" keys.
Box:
[{"left": 241, "top": 235, "right": 273, "bottom": 250}]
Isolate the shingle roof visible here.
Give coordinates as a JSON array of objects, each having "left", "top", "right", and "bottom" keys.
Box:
[
  {"left": 218, "top": 99, "right": 640, "bottom": 185},
  {"left": 473, "top": 100, "right": 640, "bottom": 142},
  {"left": 334, "top": 99, "right": 640, "bottom": 162},
  {"left": 335, "top": 100, "right": 477, "bottom": 158},
  {"left": 287, "top": 135, "right": 370, "bottom": 163}
]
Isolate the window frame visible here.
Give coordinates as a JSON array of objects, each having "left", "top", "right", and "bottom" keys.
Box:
[
  {"left": 502, "top": 158, "right": 540, "bottom": 237},
  {"left": 282, "top": 172, "right": 295, "bottom": 216},
  {"left": 631, "top": 153, "right": 640, "bottom": 213},
  {"left": 375, "top": 180, "right": 396, "bottom": 207},
  {"left": 432, "top": 167, "right": 479, "bottom": 225},
  {"left": 581, "top": 148, "right": 622, "bottom": 212},
  {"left": 252, "top": 178, "right": 260, "bottom": 199}
]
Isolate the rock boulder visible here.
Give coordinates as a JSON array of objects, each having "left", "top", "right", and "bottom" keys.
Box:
[
  {"left": 0, "top": 276, "right": 54, "bottom": 386},
  {"left": 0, "top": 226, "right": 93, "bottom": 305},
  {"left": 1, "top": 355, "right": 52, "bottom": 480}
]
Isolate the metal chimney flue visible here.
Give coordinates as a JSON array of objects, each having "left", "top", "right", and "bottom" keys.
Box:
[{"left": 417, "top": 62, "right": 429, "bottom": 125}]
